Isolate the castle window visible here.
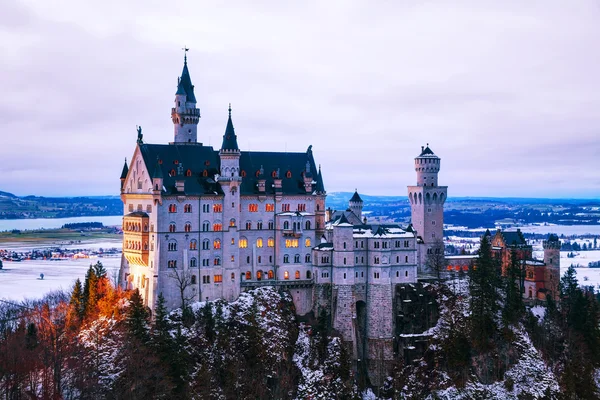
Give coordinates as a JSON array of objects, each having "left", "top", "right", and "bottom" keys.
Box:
[
  {"left": 361, "top": 257, "right": 364, "bottom": 263},
  {"left": 286, "top": 171, "right": 292, "bottom": 178},
  {"left": 174, "top": 160, "right": 179, "bottom": 165},
  {"left": 356, "top": 257, "right": 359, "bottom": 263},
  {"left": 246, "top": 221, "right": 252, "bottom": 230},
  {"left": 257, "top": 221, "right": 263, "bottom": 229},
  {"left": 268, "top": 270, "right": 274, "bottom": 279},
  {"left": 190, "top": 240, "right": 197, "bottom": 250},
  {"left": 231, "top": 273, "right": 235, "bottom": 280},
  {"left": 213, "top": 223, "right": 222, "bottom": 231},
  {"left": 169, "top": 223, "right": 176, "bottom": 233},
  {"left": 306, "top": 271, "right": 311, "bottom": 279},
  {"left": 258, "top": 256, "right": 262, "bottom": 263},
  {"left": 297, "top": 204, "right": 306, "bottom": 212},
  {"left": 184, "top": 223, "right": 191, "bottom": 232},
  {"left": 405, "top": 271, "right": 408, "bottom": 277},
  {"left": 356, "top": 272, "right": 359, "bottom": 278},
  {"left": 205, "top": 160, "right": 210, "bottom": 166},
  {"left": 239, "top": 238, "right": 248, "bottom": 248},
  {"left": 256, "top": 238, "right": 263, "bottom": 248},
  {"left": 282, "top": 204, "right": 290, "bottom": 212},
  {"left": 146, "top": 205, "right": 152, "bottom": 213},
  {"left": 137, "top": 204, "right": 143, "bottom": 212},
  {"left": 396, "top": 256, "right": 399, "bottom": 263},
  {"left": 305, "top": 238, "right": 311, "bottom": 247},
  {"left": 202, "top": 169, "right": 208, "bottom": 177},
  {"left": 246, "top": 271, "right": 252, "bottom": 280},
  {"left": 186, "top": 169, "right": 192, "bottom": 177},
  {"left": 305, "top": 254, "right": 311, "bottom": 263},
  {"left": 432, "top": 221, "right": 436, "bottom": 225},
  {"left": 241, "top": 170, "right": 246, "bottom": 178},
  {"left": 396, "top": 271, "right": 399, "bottom": 278},
  {"left": 343, "top": 242, "right": 346, "bottom": 249},
  {"left": 268, "top": 238, "right": 274, "bottom": 247},
  {"left": 168, "top": 241, "right": 177, "bottom": 251},
  {"left": 213, "top": 239, "right": 221, "bottom": 249},
  {"left": 246, "top": 256, "right": 250, "bottom": 263},
  {"left": 190, "top": 258, "right": 197, "bottom": 268},
  {"left": 248, "top": 204, "right": 258, "bottom": 212},
  {"left": 321, "top": 272, "right": 329, "bottom": 278},
  {"left": 202, "top": 239, "right": 209, "bottom": 250},
  {"left": 284, "top": 271, "right": 290, "bottom": 279},
  {"left": 294, "top": 254, "right": 300, "bottom": 263},
  {"left": 284, "top": 221, "right": 290, "bottom": 230},
  {"left": 266, "top": 204, "right": 275, "bottom": 212},
  {"left": 169, "top": 204, "right": 177, "bottom": 213},
  {"left": 404, "top": 240, "right": 410, "bottom": 247},
  {"left": 213, "top": 204, "right": 222, "bottom": 213},
  {"left": 374, "top": 242, "right": 380, "bottom": 249},
  {"left": 168, "top": 260, "right": 177, "bottom": 268},
  {"left": 256, "top": 170, "right": 261, "bottom": 177},
  {"left": 374, "top": 272, "right": 380, "bottom": 279},
  {"left": 284, "top": 255, "right": 290, "bottom": 263},
  {"left": 128, "top": 204, "right": 134, "bottom": 212},
  {"left": 202, "top": 275, "right": 209, "bottom": 284},
  {"left": 230, "top": 218, "right": 236, "bottom": 227},
  {"left": 405, "top": 256, "right": 409, "bottom": 263},
  {"left": 214, "top": 257, "right": 221, "bottom": 266},
  {"left": 170, "top": 169, "right": 176, "bottom": 176},
  {"left": 184, "top": 204, "right": 192, "bottom": 213},
  {"left": 285, "top": 239, "right": 299, "bottom": 248},
  {"left": 305, "top": 220, "right": 311, "bottom": 230},
  {"left": 343, "top": 258, "right": 347, "bottom": 265},
  {"left": 158, "top": 159, "right": 163, "bottom": 164},
  {"left": 231, "top": 255, "right": 235, "bottom": 262},
  {"left": 382, "top": 242, "right": 388, "bottom": 249},
  {"left": 374, "top": 257, "right": 380, "bottom": 264},
  {"left": 214, "top": 275, "right": 223, "bottom": 283},
  {"left": 295, "top": 270, "right": 300, "bottom": 279},
  {"left": 268, "top": 221, "right": 274, "bottom": 230}
]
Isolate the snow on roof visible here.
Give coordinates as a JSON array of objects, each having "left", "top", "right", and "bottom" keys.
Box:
[
  {"left": 352, "top": 226, "right": 414, "bottom": 238},
  {"left": 446, "top": 255, "right": 479, "bottom": 259}
]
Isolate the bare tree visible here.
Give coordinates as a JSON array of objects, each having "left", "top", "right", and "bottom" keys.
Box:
[
  {"left": 168, "top": 268, "right": 195, "bottom": 312},
  {"left": 425, "top": 239, "right": 447, "bottom": 280}
]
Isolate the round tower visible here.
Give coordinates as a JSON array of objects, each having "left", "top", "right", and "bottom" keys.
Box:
[
  {"left": 171, "top": 51, "right": 201, "bottom": 143},
  {"left": 349, "top": 190, "right": 363, "bottom": 221},
  {"left": 414, "top": 144, "right": 440, "bottom": 187}
]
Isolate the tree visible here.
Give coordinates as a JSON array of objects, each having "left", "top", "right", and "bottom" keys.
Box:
[
  {"left": 426, "top": 239, "right": 447, "bottom": 280},
  {"left": 469, "top": 234, "right": 501, "bottom": 350},
  {"left": 82, "top": 265, "right": 98, "bottom": 318},
  {"left": 168, "top": 267, "right": 195, "bottom": 318},
  {"left": 502, "top": 249, "right": 523, "bottom": 325},
  {"left": 67, "top": 279, "right": 84, "bottom": 328}
]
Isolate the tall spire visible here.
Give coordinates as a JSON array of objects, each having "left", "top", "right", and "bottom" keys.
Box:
[
  {"left": 220, "top": 104, "right": 239, "bottom": 151},
  {"left": 172, "top": 49, "right": 200, "bottom": 143},
  {"left": 120, "top": 158, "right": 129, "bottom": 180}
]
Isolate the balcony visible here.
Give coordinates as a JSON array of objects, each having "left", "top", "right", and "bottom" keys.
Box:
[
  {"left": 241, "top": 279, "right": 313, "bottom": 289},
  {"left": 123, "top": 213, "right": 150, "bottom": 266}
]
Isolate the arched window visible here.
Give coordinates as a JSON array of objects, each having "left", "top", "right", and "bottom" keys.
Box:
[
  {"left": 294, "top": 254, "right": 300, "bottom": 263},
  {"left": 202, "top": 221, "right": 210, "bottom": 231},
  {"left": 168, "top": 240, "right": 177, "bottom": 251},
  {"left": 305, "top": 238, "right": 311, "bottom": 247},
  {"left": 169, "top": 204, "right": 177, "bottom": 213},
  {"left": 213, "top": 239, "right": 221, "bottom": 249},
  {"left": 284, "top": 254, "right": 290, "bottom": 263},
  {"left": 284, "top": 270, "right": 289, "bottom": 279},
  {"left": 202, "top": 239, "right": 209, "bottom": 250},
  {"left": 305, "top": 220, "right": 311, "bottom": 230},
  {"left": 229, "top": 218, "right": 236, "bottom": 227},
  {"left": 283, "top": 221, "right": 289, "bottom": 230},
  {"left": 191, "top": 274, "right": 197, "bottom": 284},
  {"left": 268, "top": 270, "right": 274, "bottom": 279},
  {"left": 295, "top": 270, "right": 300, "bottom": 279},
  {"left": 239, "top": 238, "right": 248, "bottom": 248},
  {"left": 214, "top": 257, "right": 221, "bottom": 266},
  {"left": 306, "top": 270, "right": 311, "bottom": 279},
  {"left": 246, "top": 271, "right": 252, "bottom": 280},
  {"left": 305, "top": 254, "right": 311, "bottom": 263},
  {"left": 213, "top": 223, "right": 222, "bottom": 231},
  {"left": 268, "top": 238, "right": 274, "bottom": 247},
  {"left": 170, "top": 169, "right": 176, "bottom": 176},
  {"left": 256, "top": 270, "right": 262, "bottom": 280},
  {"left": 190, "top": 240, "right": 197, "bottom": 250},
  {"left": 245, "top": 221, "right": 252, "bottom": 230},
  {"left": 286, "top": 171, "right": 292, "bottom": 178},
  {"left": 184, "top": 204, "right": 192, "bottom": 213},
  {"left": 184, "top": 223, "right": 191, "bottom": 232},
  {"left": 256, "top": 238, "right": 263, "bottom": 248},
  {"left": 257, "top": 221, "right": 263, "bottom": 230},
  {"left": 169, "top": 223, "right": 176, "bottom": 233},
  {"left": 190, "top": 258, "right": 197, "bottom": 268},
  {"left": 202, "top": 169, "right": 208, "bottom": 177}
]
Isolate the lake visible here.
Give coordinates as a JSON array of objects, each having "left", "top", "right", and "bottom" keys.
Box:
[{"left": 0, "top": 215, "right": 123, "bottom": 232}]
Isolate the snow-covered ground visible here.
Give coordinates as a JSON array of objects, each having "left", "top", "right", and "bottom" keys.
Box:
[{"left": 0, "top": 256, "right": 121, "bottom": 301}]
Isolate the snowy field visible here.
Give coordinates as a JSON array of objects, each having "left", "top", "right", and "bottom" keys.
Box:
[
  {"left": 447, "top": 224, "right": 600, "bottom": 236},
  {"left": 0, "top": 215, "right": 123, "bottom": 232},
  {"left": 0, "top": 239, "right": 122, "bottom": 252},
  {"left": 0, "top": 257, "right": 121, "bottom": 301}
]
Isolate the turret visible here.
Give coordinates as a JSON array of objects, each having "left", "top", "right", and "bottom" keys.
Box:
[
  {"left": 349, "top": 190, "right": 363, "bottom": 220},
  {"left": 543, "top": 233, "right": 561, "bottom": 300},
  {"left": 120, "top": 158, "right": 129, "bottom": 193},
  {"left": 414, "top": 144, "right": 440, "bottom": 187},
  {"left": 171, "top": 51, "right": 200, "bottom": 143}
]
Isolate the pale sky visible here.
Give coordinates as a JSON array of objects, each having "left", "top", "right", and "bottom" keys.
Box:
[{"left": 1, "top": 0, "right": 599, "bottom": 198}]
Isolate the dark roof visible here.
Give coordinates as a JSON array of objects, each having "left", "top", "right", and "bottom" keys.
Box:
[
  {"left": 152, "top": 157, "right": 163, "bottom": 179},
  {"left": 500, "top": 229, "right": 528, "bottom": 247},
  {"left": 125, "top": 211, "right": 149, "bottom": 218},
  {"left": 220, "top": 106, "right": 239, "bottom": 151},
  {"left": 120, "top": 159, "right": 129, "bottom": 179},
  {"left": 418, "top": 145, "right": 437, "bottom": 157},
  {"left": 547, "top": 233, "right": 559, "bottom": 242},
  {"left": 350, "top": 190, "right": 363, "bottom": 203},
  {"left": 176, "top": 57, "right": 197, "bottom": 103},
  {"left": 315, "top": 166, "right": 325, "bottom": 193},
  {"left": 137, "top": 143, "right": 324, "bottom": 196}
]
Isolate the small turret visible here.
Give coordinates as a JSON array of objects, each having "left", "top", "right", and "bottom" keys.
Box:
[
  {"left": 171, "top": 51, "right": 200, "bottom": 143},
  {"left": 414, "top": 144, "right": 440, "bottom": 187},
  {"left": 120, "top": 158, "right": 129, "bottom": 192},
  {"left": 349, "top": 190, "right": 363, "bottom": 221},
  {"left": 220, "top": 104, "right": 239, "bottom": 152},
  {"left": 543, "top": 233, "right": 561, "bottom": 300}
]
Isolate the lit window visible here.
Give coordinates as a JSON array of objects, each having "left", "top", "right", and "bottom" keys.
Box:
[
  {"left": 229, "top": 219, "right": 236, "bottom": 227},
  {"left": 305, "top": 238, "right": 311, "bottom": 247},
  {"left": 282, "top": 204, "right": 290, "bottom": 212},
  {"left": 184, "top": 223, "right": 191, "bottom": 232},
  {"left": 169, "top": 223, "right": 176, "bottom": 233},
  {"left": 246, "top": 271, "right": 252, "bottom": 280},
  {"left": 213, "top": 223, "right": 222, "bottom": 231},
  {"left": 284, "top": 271, "right": 289, "bottom": 279},
  {"left": 214, "top": 257, "right": 221, "bottom": 266},
  {"left": 169, "top": 204, "right": 177, "bottom": 213},
  {"left": 266, "top": 204, "right": 275, "bottom": 212},
  {"left": 214, "top": 274, "right": 223, "bottom": 283},
  {"left": 213, "top": 240, "right": 221, "bottom": 249},
  {"left": 239, "top": 238, "right": 248, "bottom": 248},
  {"left": 186, "top": 169, "right": 192, "bottom": 177},
  {"left": 268, "top": 238, "right": 274, "bottom": 247},
  {"left": 213, "top": 204, "right": 222, "bottom": 213},
  {"left": 295, "top": 270, "right": 300, "bottom": 279},
  {"left": 248, "top": 204, "right": 258, "bottom": 212},
  {"left": 189, "top": 240, "right": 197, "bottom": 250},
  {"left": 268, "top": 270, "right": 274, "bottom": 279},
  {"left": 285, "top": 239, "right": 299, "bottom": 248},
  {"left": 256, "top": 238, "right": 263, "bottom": 248}
]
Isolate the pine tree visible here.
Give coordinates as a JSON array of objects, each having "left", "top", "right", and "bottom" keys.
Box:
[
  {"left": 92, "top": 261, "right": 107, "bottom": 278},
  {"left": 82, "top": 265, "right": 98, "bottom": 318},
  {"left": 469, "top": 234, "right": 501, "bottom": 350},
  {"left": 125, "top": 289, "right": 150, "bottom": 343},
  {"left": 502, "top": 249, "right": 523, "bottom": 325},
  {"left": 67, "top": 279, "right": 84, "bottom": 328}
]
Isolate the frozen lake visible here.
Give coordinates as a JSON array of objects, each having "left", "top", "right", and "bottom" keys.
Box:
[
  {"left": 0, "top": 257, "right": 121, "bottom": 301},
  {"left": 0, "top": 215, "right": 123, "bottom": 232}
]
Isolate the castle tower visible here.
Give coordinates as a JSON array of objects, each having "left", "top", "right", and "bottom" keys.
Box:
[
  {"left": 543, "top": 234, "right": 561, "bottom": 300},
  {"left": 349, "top": 190, "right": 363, "bottom": 221},
  {"left": 219, "top": 104, "right": 241, "bottom": 301},
  {"left": 407, "top": 145, "right": 447, "bottom": 273},
  {"left": 171, "top": 52, "right": 200, "bottom": 143}
]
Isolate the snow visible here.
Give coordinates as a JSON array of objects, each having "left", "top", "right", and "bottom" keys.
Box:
[
  {"left": 0, "top": 215, "right": 123, "bottom": 231},
  {"left": 530, "top": 305, "right": 546, "bottom": 322},
  {"left": 0, "top": 257, "right": 121, "bottom": 301}
]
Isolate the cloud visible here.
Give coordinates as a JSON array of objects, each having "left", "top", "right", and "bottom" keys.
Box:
[{"left": 0, "top": 0, "right": 599, "bottom": 198}]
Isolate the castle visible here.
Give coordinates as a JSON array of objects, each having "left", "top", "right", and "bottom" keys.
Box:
[{"left": 118, "top": 54, "right": 559, "bottom": 385}]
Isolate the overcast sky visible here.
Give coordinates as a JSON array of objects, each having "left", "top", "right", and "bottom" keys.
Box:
[{"left": 1, "top": 0, "right": 599, "bottom": 198}]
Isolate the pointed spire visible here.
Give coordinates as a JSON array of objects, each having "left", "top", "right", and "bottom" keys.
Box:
[
  {"left": 350, "top": 189, "right": 363, "bottom": 203},
  {"left": 120, "top": 158, "right": 129, "bottom": 179},
  {"left": 220, "top": 104, "right": 239, "bottom": 151},
  {"left": 176, "top": 48, "right": 196, "bottom": 103}
]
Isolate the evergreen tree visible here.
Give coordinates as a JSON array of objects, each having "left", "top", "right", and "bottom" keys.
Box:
[
  {"left": 67, "top": 279, "right": 84, "bottom": 327},
  {"left": 125, "top": 289, "right": 150, "bottom": 343},
  {"left": 469, "top": 234, "right": 501, "bottom": 350},
  {"left": 502, "top": 249, "right": 523, "bottom": 325},
  {"left": 92, "top": 261, "right": 107, "bottom": 278},
  {"left": 82, "top": 266, "right": 98, "bottom": 318}
]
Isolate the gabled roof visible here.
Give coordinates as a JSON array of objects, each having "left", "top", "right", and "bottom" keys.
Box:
[
  {"left": 221, "top": 105, "right": 239, "bottom": 151},
  {"left": 350, "top": 190, "right": 363, "bottom": 203},
  {"left": 333, "top": 213, "right": 352, "bottom": 226},
  {"left": 176, "top": 56, "right": 197, "bottom": 103},
  {"left": 120, "top": 159, "right": 129, "bottom": 179},
  {"left": 498, "top": 229, "right": 528, "bottom": 247},
  {"left": 315, "top": 165, "right": 325, "bottom": 193}
]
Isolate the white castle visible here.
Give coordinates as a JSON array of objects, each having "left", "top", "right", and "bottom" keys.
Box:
[{"left": 119, "top": 55, "right": 446, "bottom": 384}]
